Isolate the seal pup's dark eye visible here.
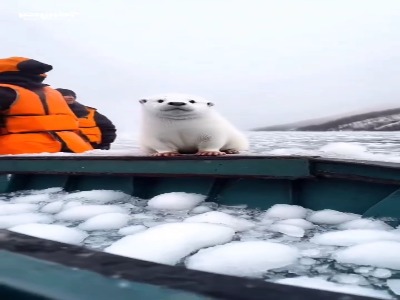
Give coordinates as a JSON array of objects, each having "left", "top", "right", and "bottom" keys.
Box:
[
  {"left": 207, "top": 102, "right": 214, "bottom": 107},
  {"left": 139, "top": 99, "right": 147, "bottom": 104},
  {"left": 157, "top": 100, "right": 164, "bottom": 103},
  {"left": 189, "top": 100, "right": 196, "bottom": 104}
]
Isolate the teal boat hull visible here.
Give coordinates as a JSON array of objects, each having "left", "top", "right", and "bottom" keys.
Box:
[{"left": 0, "top": 155, "right": 399, "bottom": 218}]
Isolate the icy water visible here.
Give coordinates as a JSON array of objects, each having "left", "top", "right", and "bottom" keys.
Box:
[
  {"left": 112, "top": 131, "right": 400, "bottom": 163},
  {"left": 245, "top": 131, "right": 400, "bottom": 156},
  {"left": 2, "top": 131, "right": 400, "bottom": 299},
  {"left": 1, "top": 188, "right": 399, "bottom": 299}
]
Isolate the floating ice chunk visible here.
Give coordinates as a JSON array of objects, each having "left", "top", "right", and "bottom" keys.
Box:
[
  {"left": 300, "top": 248, "right": 322, "bottom": 258},
  {"left": 9, "top": 223, "right": 88, "bottom": 245},
  {"left": 334, "top": 241, "right": 400, "bottom": 270},
  {"left": 332, "top": 274, "right": 369, "bottom": 285},
  {"left": 163, "top": 218, "right": 181, "bottom": 223},
  {"left": 311, "top": 229, "right": 400, "bottom": 246},
  {"left": 276, "top": 277, "right": 391, "bottom": 299},
  {"left": 307, "top": 209, "right": 361, "bottom": 225},
  {"left": 186, "top": 241, "right": 299, "bottom": 277},
  {"left": 300, "top": 245, "right": 337, "bottom": 259},
  {"left": 190, "top": 206, "right": 212, "bottom": 214},
  {"left": 274, "top": 218, "right": 314, "bottom": 230},
  {"left": 55, "top": 205, "right": 128, "bottom": 221},
  {"left": 78, "top": 213, "right": 130, "bottom": 231},
  {"left": 319, "top": 143, "right": 368, "bottom": 157},
  {"left": 387, "top": 279, "right": 400, "bottom": 296},
  {"left": 269, "top": 224, "right": 305, "bottom": 238},
  {"left": 184, "top": 211, "right": 255, "bottom": 232},
  {"left": 105, "top": 222, "right": 234, "bottom": 265},
  {"left": 62, "top": 190, "right": 130, "bottom": 204},
  {"left": 354, "top": 266, "right": 374, "bottom": 274},
  {"left": 218, "top": 208, "right": 238, "bottom": 214},
  {"left": 11, "top": 193, "right": 52, "bottom": 203},
  {"left": 372, "top": 268, "right": 392, "bottom": 279},
  {"left": 259, "top": 218, "right": 274, "bottom": 226},
  {"left": 337, "top": 219, "right": 393, "bottom": 231},
  {"left": 0, "top": 213, "right": 53, "bottom": 229},
  {"left": 29, "top": 187, "right": 63, "bottom": 194},
  {"left": 131, "top": 213, "right": 156, "bottom": 220},
  {"left": 118, "top": 225, "right": 147, "bottom": 236},
  {"left": 0, "top": 203, "right": 38, "bottom": 215},
  {"left": 41, "top": 201, "right": 64, "bottom": 214},
  {"left": 142, "top": 221, "right": 167, "bottom": 227},
  {"left": 263, "top": 204, "right": 307, "bottom": 220},
  {"left": 147, "top": 192, "right": 205, "bottom": 210},
  {"left": 63, "top": 201, "right": 82, "bottom": 209}
]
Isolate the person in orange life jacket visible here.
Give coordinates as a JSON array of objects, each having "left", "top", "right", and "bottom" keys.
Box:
[
  {"left": 0, "top": 57, "right": 93, "bottom": 154},
  {"left": 55, "top": 88, "right": 117, "bottom": 150}
]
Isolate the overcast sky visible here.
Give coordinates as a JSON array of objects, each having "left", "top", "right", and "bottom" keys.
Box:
[{"left": 0, "top": 0, "right": 399, "bottom": 132}]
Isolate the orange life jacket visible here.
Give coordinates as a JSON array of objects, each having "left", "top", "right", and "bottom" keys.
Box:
[
  {"left": 0, "top": 84, "right": 93, "bottom": 154},
  {"left": 78, "top": 107, "right": 102, "bottom": 144}
]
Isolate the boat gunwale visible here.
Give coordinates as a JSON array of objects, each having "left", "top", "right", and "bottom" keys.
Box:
[
  {"left": 0, "top": 155, "right": 398, "bottom": 169},
  {"left": 0, "top": 230, "right": 378, "bottom": 300},
  {"left": 1, "top": 155, "right": 400, "bottom": 185}
]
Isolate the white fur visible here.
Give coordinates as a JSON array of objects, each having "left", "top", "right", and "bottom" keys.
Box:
[{"left": 138, "top": 93, "right": 249, "bottom": 154}]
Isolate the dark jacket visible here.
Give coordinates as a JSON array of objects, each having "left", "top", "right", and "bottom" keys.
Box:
[
  {"left": 68, "top": 101, "right": 117, "bottom": 150},
  {"left": 0, "top": 87, "right": 16, "bottom": 110}
]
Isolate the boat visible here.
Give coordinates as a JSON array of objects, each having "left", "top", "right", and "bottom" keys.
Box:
[{"left": 0, "top": 154, "right": 397, "bottom": 300}]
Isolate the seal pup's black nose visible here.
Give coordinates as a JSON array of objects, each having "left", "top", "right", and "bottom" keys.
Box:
[{"left": 168, "top": 102, "right": 186, "bottom": 106}]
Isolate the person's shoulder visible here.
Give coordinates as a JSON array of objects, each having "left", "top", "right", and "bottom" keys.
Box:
[{"left": 84, "top": 105, "right": 97, "bottom": 111}]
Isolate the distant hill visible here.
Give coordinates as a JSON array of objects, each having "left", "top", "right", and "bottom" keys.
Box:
[{"left": 253, "top": 107, "right": 400, "bottom": 131}]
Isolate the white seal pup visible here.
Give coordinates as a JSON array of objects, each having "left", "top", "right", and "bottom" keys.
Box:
[{"left": 138, "top": 93, "right": 249, "bottom": 156}]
